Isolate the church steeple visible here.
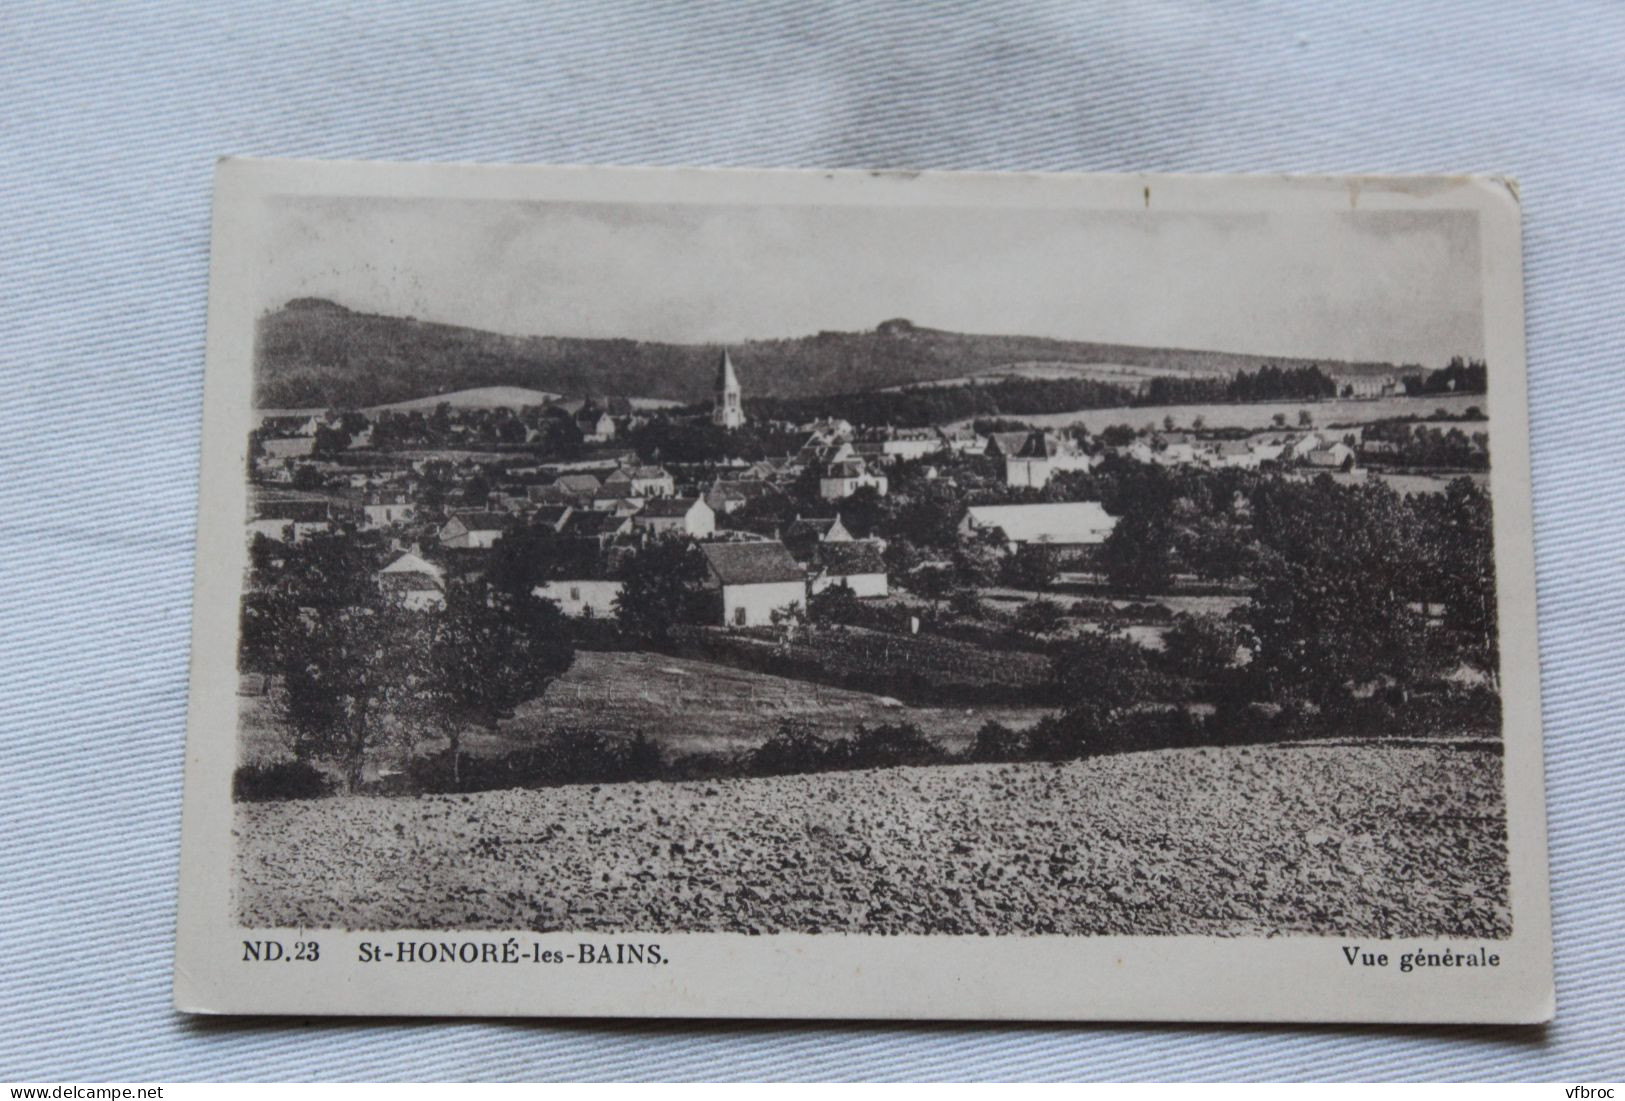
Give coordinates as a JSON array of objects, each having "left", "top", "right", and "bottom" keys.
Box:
[{"left": 712, "top": 348, "right": 745, "bottom": 429}]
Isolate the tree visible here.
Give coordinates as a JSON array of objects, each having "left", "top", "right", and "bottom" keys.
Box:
[
  {"left": 907, "top": 563, "right": 956, "bottom": 614},
  {"left": 613, "top": 537, "right": 709, "bottom": 641},
  {"left": 1002, "top": 543, "right": 1060, "bottom": 591},
  {"left": 1297, "top": 409, "right": 1313, "bottom": 427},
  {"left": 1272, "top": 412, "right": 1288, "bottom": 428},
  {"left": 1014, "top": 598, "right": 1066, "bottom": 636},
  {"left": 1099, "top": 512, "right": 1175, "bottom": 592},
  {"left": 1163, "top": 415, "right": 1177, "bottom": 432},
  {"left": 1035, "top": 630, "right": 1150, "bottom": 757},
  {"left": 1243, "top": 478, "right": 1430, "bottom": 703},
  {"left": 838, "top": 485, "right": 884, "bottom": 538},
  {"left": 278, "top": 593, "right": 425, "bottom": 792},
  {"left": 1162, "top": 612, "right": 1244, "bottom": 680},
  {"left": 424, "top": 581, "right": 576, "bottom": 785}
]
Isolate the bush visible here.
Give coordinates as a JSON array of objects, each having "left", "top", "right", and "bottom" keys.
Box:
[
  {"left": 407, "top": 729, "right": 667, "bottom": 793},
  {"left": 233, "top": 760, "right": 332, "bottom": 802},
  {"left": 748, "top": 718, "right": 833, "bottom": 776},
  {"left": 837, "top": 722, "right": 948, "bottom": 769},
  {"left": 1014, "top": 598, "right": 1067, "bottom": 635},
  {"left": 965, "top": 720, "right": 1027, "bottom": 762}
]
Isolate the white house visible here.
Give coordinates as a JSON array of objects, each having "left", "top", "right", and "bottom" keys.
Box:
[
  {"left": 700, "top": 541, "right": 807, "bottom": 628},
  {"left": 361, "top": 500, "right": 416, "bottom": 529},
  {"left": 378, "top": 552, "right": 446, "bottom": 611},
  {"left": 820, "top": 460, "right": 888, "bottom": 500},
  {"left": 438, "top": 511, "right": 508, "bottom": 549},
  {"left": 621, "top": 465, "right": 675, "bottom": 498},
  {"left": 535, "top": 578, "right": 624, "bottom": 619},
  {"left": 1304, "top": 441, "right": 1356, "bottom": 469},
  {"left": 810, "top": 541, "right": 889, "bottom": 598},
  {"left": 960, "top": 501, "right": 1118, "bottom": 552},
  {"left": 633, "top": 496, "right": 715, "bottom": 538}
]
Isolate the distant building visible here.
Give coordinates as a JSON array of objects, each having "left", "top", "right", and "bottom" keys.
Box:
[
  {"left": 535, "top": 578, "right": 623, "bottom": 619},
  {"left": 782, "top": 515, "right": 854, "bottom": 560},
  {"left": 438, "top": 511, "right": 509, "bottom": 549},
  {"left": 820, "top": 459, "right": 888, "bottom": 500},
  {"left": 700, "top": 540, "right": 806, "bottom": 627},
  {"left": 378, "top": 552, "right": 446, "bottom": 611},
  {"left": 1304, "top": 441, "right": 1356, "bottom": 469},
  {"left": 575, "top": 403, "right": 616, "bottom": 443},
  {"left": 361, "top": 499, "right": 416, "bottom": 529},
  {"left": 960, "top": 501, "right": 1118, "bottom": 552},
  {"left": 1000, "top": 431, "right": 1099, "bottom": 488},
  {"left": 809, "top": 540, "right": 889, "bottom": 598},
  {"left": 713, "top": 349, "right": 746, "bottom": 430},
  {"left": 248, "top": 500, "right": 331, "bottom": 544},
  {"left": 633, "top": 496, "right": 715, "bottom": 538}
]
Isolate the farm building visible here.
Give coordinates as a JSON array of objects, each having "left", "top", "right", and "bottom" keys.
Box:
[
  {"left": 438, "top": 511, "right": 509, "bottom": 549},
  {"left": 810, "top": 541, "right": 889, "bottom": 598},
  {"left": 377, "top": 552, "right": 446, "bottom": 611},
  {"left": 553, "top": 472, "right": 603, "bottom": 499},
  {"left": 633, "top": 496, "right": 715, "bottom": 538},
  {"left": 700, "top": 540, "right": 807, "bottom": 627},
  {"left": 959, "top": 501, "right": 1117, "bottom": 552},
  {"left": 820, "top": 459, "right": 888, "bottom": 501},
  {"left": 535, "top": 578, "right": 624, "bottom": 619}
]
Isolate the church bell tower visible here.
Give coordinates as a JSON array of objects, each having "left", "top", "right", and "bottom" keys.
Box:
[{"left": 713, "top": 348, "right": 745, "bottom": 429}]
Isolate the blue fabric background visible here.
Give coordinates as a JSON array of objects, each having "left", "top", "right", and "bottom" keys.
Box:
[{"left": 2, "top": 0, "right": 1621, "bottom": 1082}]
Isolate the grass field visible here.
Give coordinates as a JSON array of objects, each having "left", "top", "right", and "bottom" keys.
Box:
[
  {"left": 237, "top": 650, "right": 1053, "bottom": 769},
  {"left": 956, "top": 392, "right": 1486, "bottom": 434},
  {"left": 236, "top": 742, "right": 1511, "bottom": 937}
]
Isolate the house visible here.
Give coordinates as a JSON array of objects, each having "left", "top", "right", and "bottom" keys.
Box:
[
  {"left": 820, "top": 460, "right": 888, "bottom": 501},
  {"left": 378, "top": 552, "right": 446, "bottom": 611},
  {"left": 560, "top": 510, "right": 634, "bottom": 548},
  {"left": 626, "top": 465, "right": 675, "bottom": 498},
  {"left": 575, "top": 404, "right": 616, "bottom": 442},
  {"left": 881, "top": 428, "right": 942, "bottom": 461},
  {"left": 1001, "top": 431, "right": 1099, "bottom": 488},
  {"left": 809, "top": 541, "right": 889, "bottom": 598},
  {"left": 361, "top": 499, "right": 416, "bottom": 529},
  {"left": 959, "top": 501, "right": 1118, "bottom": 552},
  {"left": 1305, "top": 442, "right": 1356, "bottom": 469},
  {"left": 553, "top": 472, "right": 603, "bottom": 498},
  {"left": 438, "top": 511, "right": 509, "bottom": 549},
  {"left": 535, "top": 578, "right": 624, "bottom": 619},
  {"left": 1211, "top": 439, "right": 1261, "bottom": 469},
  {"left": 984, "top": 432, "right": 1035, "bottom": 460},
  {"left": 530, "top": 505, "right": 575, "bottom": 533},
  {"left": 248, "top": 500, "right": 331, "bottom": 543},
  {"left": 937, "top": 425, "right": 985, "bottom": 454},
  {"left": 700, "top": 541, "right": 807, "bottom": 627},
  {"left": 706, "top": 479, "right": 783, "bottom": 515},
  {"left": 633, "top": 496, "right": 715, "bottom": 538},
  {"left": 782, "top": 515, "right": 854, "bottom": 560}
]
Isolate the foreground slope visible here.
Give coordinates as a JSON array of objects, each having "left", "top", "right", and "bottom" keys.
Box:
[{"left": 236, "top": 743, "right": 1509, "bottom": 937}]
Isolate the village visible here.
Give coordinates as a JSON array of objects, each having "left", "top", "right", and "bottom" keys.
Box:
[{"left": 249, "top": 350, "right": 1483, "bottom": 628}]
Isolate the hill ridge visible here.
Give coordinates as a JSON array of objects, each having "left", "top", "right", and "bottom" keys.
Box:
[{"left": 255, "top": 297, "right": 1403, "bottom": 410}]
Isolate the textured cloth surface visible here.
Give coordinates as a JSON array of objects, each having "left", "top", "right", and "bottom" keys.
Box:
[{"left": 2, "top": 0, "right": 1622, "bottom": 1082}]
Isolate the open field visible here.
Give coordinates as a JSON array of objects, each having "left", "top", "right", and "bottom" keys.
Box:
[
  {"left": 236, "top": 742, "right": 1510, "bottom": 936},
  {"left": 883, "top": 360, "right": 1216, "bottom": 391},
  {"left": 237, "top": 650, "right": 1053, "bottom": 768},
  {"left": 955, "top": 392, "right": 1486, "bottom": 434},
  {"left": 511, "top": 650, "right": 1050, "bottom": 755}
]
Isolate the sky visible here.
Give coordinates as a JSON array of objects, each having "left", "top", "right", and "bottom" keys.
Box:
[{"left": 258, "top": 196, "right": 1483, "bottom": 366}]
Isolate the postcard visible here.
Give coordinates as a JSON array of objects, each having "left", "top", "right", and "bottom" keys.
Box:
[{"left": 175, "top": 159, "right": 1552, "bottom": 1022}]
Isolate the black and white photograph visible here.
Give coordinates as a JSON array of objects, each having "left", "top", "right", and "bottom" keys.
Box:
[{"left": 175, "top": 161, "right": 1552, "bottom": 1022}]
